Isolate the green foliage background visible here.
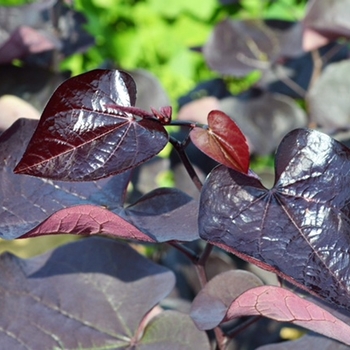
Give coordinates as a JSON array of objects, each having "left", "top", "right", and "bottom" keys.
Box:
[
  {"left": 67, "top": 0, "right": 307, "bottom": 103},
  {"left": 0, "top": 0, "right": 308, "bottom": 104}
]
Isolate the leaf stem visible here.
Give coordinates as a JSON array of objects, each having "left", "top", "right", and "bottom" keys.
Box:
[
  {"left": 225, "top": 315, "right": 262, "bottom": 338},
  {"left": 169, "top": 136, "right": 203, "bottom": 192},
  {"left": 168, "top": 242, "right": 199, "bottom": 262}
]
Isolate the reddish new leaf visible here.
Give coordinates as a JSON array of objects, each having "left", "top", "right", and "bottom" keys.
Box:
[
  {"left": 190, "top": 110, "right": 249, "bottom": 174},
  {"left": 199, "top": 128, "right": 350, "bottom": 310},
  {"left": 14, "top": 69, "right": 169, "bottom": 181},
  {"left": 225, "top": 286, "right": 350, "bottom": 346}
]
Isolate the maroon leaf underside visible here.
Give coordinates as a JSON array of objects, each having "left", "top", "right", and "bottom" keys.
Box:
[
  {"left": 190, "top": 110, "right": 249, "bottom": 174},
  {"left": 224, "top": 286, "right": 350, "bottom": 346},
  {"left": 199, "top": 128, "right": 350, "bottom": 311},
  {"left": 0, "top": 237, "right": 178, "bottom": 349},
  {"left": 1, "top": 119, "right": 199, "bottom": 242},
  {"left": 14, "top": 69, "right": 169, "bottom": 181}
]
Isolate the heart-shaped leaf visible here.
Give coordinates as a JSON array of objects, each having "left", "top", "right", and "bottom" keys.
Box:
[
  {"left": 1, "top": 119, "right": 199, "bottom": 243},
  {"left": 306, "top": 60, "right": 350, "bottom": 132},
  {"left": 225, "top": 286, "right": 350, "bottom": 346},
  {"left": 138, "top": 310, "right": 210, "bottom": 349},
  {"left": 190, "top": 110, "right": 250, "bottom": 174},
  {"left": 190, "top": 270, "right": 263, "bottom": 330},
  {"left": 220, "top": 90, "right": 307, "bottom": 155},
  {"left": 202, "top": 19, "right": 303, "bottom": 76},
  {"left": 199, "top": 128, "right": 350, "bottom": 310},
  {"left": 0, "top": 237, "right": 183, "bottom": 349},
  {"left": 14, "top": 69, "right": 169, "bottom": 181},
  {"left": 303, "top": 0, "right": 350, "bottom": 51}
]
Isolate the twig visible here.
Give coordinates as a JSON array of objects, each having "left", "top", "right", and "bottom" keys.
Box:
[
  {"left": 225, "top": 316, "right": 262, "bottom": 338},
  {"left": 169, "top": 136, "right": 203, "bottom": 192}
]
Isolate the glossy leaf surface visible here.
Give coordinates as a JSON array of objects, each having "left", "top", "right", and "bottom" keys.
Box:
[
  {"left": 190, "top": 110, "right": 249, "bottom": 174},
  {"left": 226, "top": 286, "right": 350, "bottom": 346},
  {"left": 2, "top": 119, "right": 199, "bottom": 242},
  {"left": 199, "top": 128, "right": 350, "bottom": 310},
  {"left": 220, "top": 90, "right": 307, "bottom": 155},
  {"left": 0, "top": 237, "right": 186, "bottom": 349},
  {"left": 14, "top": 69, "right": 169, "bottom": 181}
]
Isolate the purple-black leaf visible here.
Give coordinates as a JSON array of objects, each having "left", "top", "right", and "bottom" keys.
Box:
[
  {"left": 306, "top": 60, "right": 350, "bottom": 132},
  {"left": 303, "top": 0, "right": 350, "bottom": 51},
  {"left": 2, "top": 119, "right": 198, "bottom": 243},
  {"left": 202, "top": 19, "right": 303, "bottom": 76},
  {"left": 14, "top": 69, "right": 169, "bottom": 181},
  {"left": 199, "top": 128, "right": 350, "bottom": 310},
  {"left": 190, "top": 270, "right": 263, "bottom": 330},
  {"left": 0, "top": 237, "right": 176, "bottom": 348},
  {"left": 125, "top": 188, "right": 200, "bottom": 242},
  {"left": 0, "top": 119, "right": 130, "bottom": 239}
]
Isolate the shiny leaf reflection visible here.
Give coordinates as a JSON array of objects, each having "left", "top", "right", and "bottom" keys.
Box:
[{"left": 199, "top": 128, "right": 350, "bottom": 310}]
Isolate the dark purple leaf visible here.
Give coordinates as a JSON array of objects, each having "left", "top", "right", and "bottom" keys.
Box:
[
  {"left": 0, "top": 0, "right": 58, "bottom": 63},
  {"left": 190, "top": 270, "right": 263, "bottom": 330},
  {"left": 220, "top": 90, "right": 307, "bottom": 155},
  {"left": 125, "top": 188, "right": 199, "bottom": 242},
  {"left": 0, "top": 237, "right": 178, "bottom": 348},
  {"left": 257, "top": 334, "right": 350, "bottom": 350},
  {"left": 257, "top": 42, "right": 349, "bottom": 99},
  {"left": 14, "top": 69, "right": 169, "bottom": 181},
  {"left": 0, "top": 64, "right": 70, "bottom": 112},
  {"left": 0, "top": 26, "right": 59, "bottom": 64},
  {"left": 199, "top": 128, "right": 350, "bottom": 310},
  {"left": 0, "top": 118, "right": 131, "bottom": 239},
  {"left": 306, "top": 60, "right": 350, "bottom": 132},
  {"left": 138, "top": 310, "right": 210, "bottom": 349},
  {"left": 303, "top": 0, "right": 350, "bottom": 51},
  {"left": 129, "top": 69, "right": 171, "bottom": 111},
  {"left": 2, "top": 119, "right": 198, "bottom": 242},
  {"left": 224, "top": 286, "right": 350, "bottom": 346},
  {"left": 202, "top": 19, "right": 303, "bottom": 76},
  {"left": 190, "top": 110, "right": 250, "bottom": 173},
  {"left": 0, "top": 0, "right": 93, "bottom": 66}
]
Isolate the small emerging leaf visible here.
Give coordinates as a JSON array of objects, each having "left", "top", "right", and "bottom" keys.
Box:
[{"left": 190, "top": 110, "right": 249, "bottom": 173}]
